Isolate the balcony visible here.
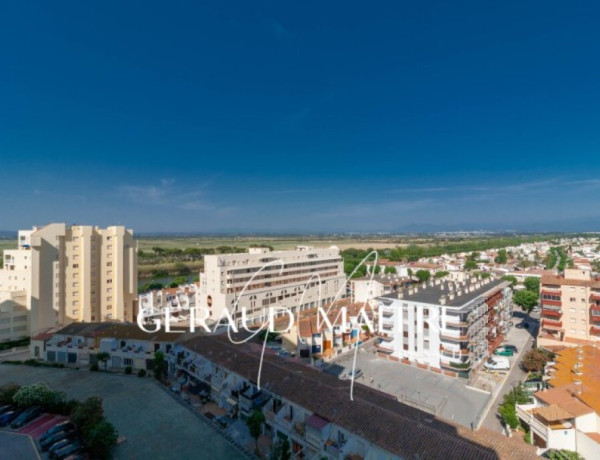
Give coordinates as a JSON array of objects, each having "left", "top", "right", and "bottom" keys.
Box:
[
  {"left": 541, "top": 290, "right": 561, "bottom": 297},
  {"left": 445, "top": 317, "right": 469, "bottom": 328},
  {"left": 541, "top": 318, "right": 563, "bottom": 329},
  {"left": 590, "top": 293, "right": 600, "bottom": 302},
  {"left": 440, "top": 332, "right": 469, "bottom": 342},
  {"left": 542, "top": 308, "right": 562, "bottom": 318},
  {"left": 542, "top": 299, "right": 562, "bottom": 308}
]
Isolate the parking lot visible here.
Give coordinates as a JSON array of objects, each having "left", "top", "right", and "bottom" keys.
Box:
[
  {"left": 323, "top": 349, "right": 491, "bottom": 428},
  {"left": 323, "top": 312, "right": 539, "bottom": 430},
  {"left": 0, "top": 366, "right": 241, "bottom": 459}
]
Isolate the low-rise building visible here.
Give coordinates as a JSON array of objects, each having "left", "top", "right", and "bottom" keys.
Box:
[{"left": 516, "top": 346, "right": 600, "bottom": 458}]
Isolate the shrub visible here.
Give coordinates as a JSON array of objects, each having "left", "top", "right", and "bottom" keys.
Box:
[
  {"left": 90, "top": 363, "right": 99, "bottom": 372},
  {"left": 138, "top": 369, "right": 146, "bottom": 378},
  {"left": 13, "top": 383, "right": 63, "bottom": 408},
  {"left": 125, "top": 366, "right": 132, "bottom": 375},
  {"left": 0, "top": 384, "right": 21, "bottom": 404}
]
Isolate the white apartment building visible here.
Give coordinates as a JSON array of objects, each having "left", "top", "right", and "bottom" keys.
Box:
[
  {"left": 0, "top": 223, "right": 137, "bottom": 340},
  {"left": 198, "top": 246, "right": 346, "bottom": 324},
  {"left": 375, "top": 276, "right": 512, "bottom": 377},
  {"left": 351, "top": 274, "right": 409, "bottom": 303}
]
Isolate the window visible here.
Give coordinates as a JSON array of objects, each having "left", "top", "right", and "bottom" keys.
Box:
[
  {"left": 107, "top": 245, "right": 112, "bottom": 250},
  {"left": 72, "top": 301, "right": 79, "bottom": 306},
  {"left": 107, "top": 262, "right": 112, "bottom": 267},
  {"left": 73, "top": 245, "right": 79, "bottom": 250},
  {"left": 107, "top": 305, "right": 113, "bottom": 310},
  {"left": 570, "top": 297, "right": 576, "bottom": 302},
  {"left": 72, "top": 310, "right": 79, "bottom": 315},
  {"left": 107, "top": 296, "right": 112, "bottom": 302},
  {"left": 123, "top": 358, "right": 133, "bottom": 367},
  {"left": 72, "top": 282, "right": 79, "bottom": 288},
  {"left": 72, "top": 264, "right": 79, "bottom": 269},
  {"left": 107, "top": 270, "right": 112, "bottom": 276},
  {"left": 106, "top": 313, "right": 113, "bottom": 319},
  {"left": 570, "top": 318, "right": 576, "bottom": 323},
  {"left": 107, "top": 279, "right": 112, "bottom": 284},
  {"left": 570, "top": 308, "right": 576, "bottom": 313}
]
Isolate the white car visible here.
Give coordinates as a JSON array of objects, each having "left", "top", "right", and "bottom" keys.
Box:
[{"left": 483, "top": 356, "right": 510, "bottom": 371}]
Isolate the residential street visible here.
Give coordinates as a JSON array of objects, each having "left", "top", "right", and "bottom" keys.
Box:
[{"left": 481, "top": 310, "right": 540, "bottom": 433}]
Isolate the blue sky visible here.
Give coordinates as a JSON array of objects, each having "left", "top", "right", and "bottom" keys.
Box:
[{"left": 1, "top": 1, "right": 600, "bottom": 232}]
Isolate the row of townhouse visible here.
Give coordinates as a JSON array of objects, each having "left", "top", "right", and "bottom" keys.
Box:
[
  {"left": 169, "top": 333, "right": 536, "bottom": 460},
  {"left": 516, "top": 346, "right": 600, "bottom": 458},
  {"left": 30, "top": 322, "right": 537, "bottom": 459},
  {"left": 30, "top": 322, "right": 179, "bottom": 370},
  {"left": 374, "top": 276, "right": 512, "bottom": 378}
]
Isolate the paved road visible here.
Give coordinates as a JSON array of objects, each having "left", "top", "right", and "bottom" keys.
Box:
[{"left": 480, "top": 312, "right": 540, "bottom": 432}]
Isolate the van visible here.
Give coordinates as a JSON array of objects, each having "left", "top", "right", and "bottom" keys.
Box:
[{"left": 483, "top": 356, "right": 510, "bottom": 371}]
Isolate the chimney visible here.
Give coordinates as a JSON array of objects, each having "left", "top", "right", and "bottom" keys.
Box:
[
  {"left": 439, "top": 296, "right": 446, "bottom": 305},
  {"left": 397, "top": 291, "right": 403, "bottom": 299},
  {"left": 457, "top": 289, "right": 463, "bottom": 296},
  {"left": 448, "top": 293, "right": 455, "bottom": 301}
]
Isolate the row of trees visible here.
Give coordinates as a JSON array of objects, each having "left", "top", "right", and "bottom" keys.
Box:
[{"left": 0, "top": 383, "right": 117, "bottom": 459}]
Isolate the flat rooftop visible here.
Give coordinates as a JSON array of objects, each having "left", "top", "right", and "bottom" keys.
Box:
[{"left": 380, "top": 278, "right": 509, "bottom": 307}]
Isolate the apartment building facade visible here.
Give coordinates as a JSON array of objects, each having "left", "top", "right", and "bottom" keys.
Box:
[
  {"left": 0, "top": 223, "right": 137, "bottom": 339},
  {"left": 198, "top": 246, "right": 346, "bottom": 324},
  {"left": 375, "top": 277, "right": 512, "bottom": 377},
  {"left": 538, "top": 269, "right": 600, "bottom": 347}
]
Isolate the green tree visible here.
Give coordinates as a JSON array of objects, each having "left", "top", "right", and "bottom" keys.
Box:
[
  {"left": 522, "top": 349, "right": 553, "bottom": 372},
  {"left": 501, "top": 275, "right": 518, "bottom": 287},
  {"left": 384, "top": 266, "right": 397, "bottom": 275},
  {"left": 153, "top": 351, "right": 167, "bottom": 381},
  {"left": 96, "top": 352, "right": 110, "bottom": 371},
  {"left": 434, "top": 270, "right": 449, "bottom": 279},
  {"left": 464, "top": 260, "right": 478, "bottom": 271},
  {"left": 513, "top": 289, "right": 538, "bottom": 314},
  {"left": 523, "top": 277, "right": 540, "bottom": 294},
  {"left": 84, "top": 420, "right": 118, "bottom": 460},
  {"left": 494, "top": 249, "right": 508, "bottom": 264},
  {"left": 71, "top": 397, "right": 105, "bottom": 436},
  {"left": 246, "top": 409, "right": 265, "bottom": 454},
  {"left": 415, "top": 270, "right": 431, "bottom": 283}
]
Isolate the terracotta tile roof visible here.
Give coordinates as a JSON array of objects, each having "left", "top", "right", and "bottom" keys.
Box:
[
  {"left": 180, "top": 334, "right": 537, "bottom": 459},
  {"left": 547, "top": 345, "right": 600, "bottom": 414},
  {"left": 541, "top": 274, "right": 600, "bottom": 288},
  {"left": 53, "top": 322, "right": 191, "bottom": 342},
  {"left": 532, "top": 405, "right": 573, "bottom": 422},
  {"left": 534, "top": 387, "right": 594, "bottom": 418}
]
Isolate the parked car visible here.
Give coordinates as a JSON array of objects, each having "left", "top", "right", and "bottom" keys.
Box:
[
  {"left": 0, "top": 404, "right": 15, "bottom": 415},
  {"left": 11, "top": 406, "right": 42, "bottom": 428},
  {"left": 483, "top": 357, "right": 510, "bottom": 371},
  {"left": 347, "top": 369, "right": 363, "bottom": 379},
  {"left": 502, "top": 344, "right": 518, "bottom": 353},
  {"left": 40, "top": 430, "right": 77, "bottom": 451},
  {"left": 0, "top": 409, "right": 23, "bottom": 427},
  {"left": 39, "top": 421, "right": 76, "bottom": 444},
  {"left": 52, "top": 442, "right": 83, "bottom": 460},
  {"left": 494, "top": 347, "right": 514, "bottom": 357},
  {"left": 49, "top": 438, "right": 75, "bottom": 457}
]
